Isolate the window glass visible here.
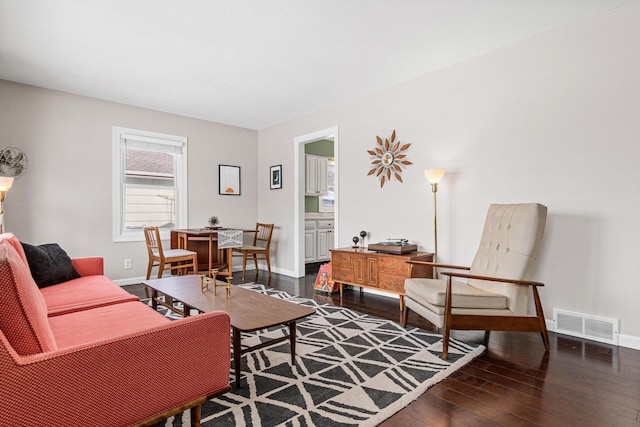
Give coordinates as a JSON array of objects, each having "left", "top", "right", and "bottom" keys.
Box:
[{"left": 113, "top": 127, "right": 187, "bottom": 242}]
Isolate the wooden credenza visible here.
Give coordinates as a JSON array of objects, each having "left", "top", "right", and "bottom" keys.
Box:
[{"left": 330, "top": 247, "right": 434, "bottom": 316}]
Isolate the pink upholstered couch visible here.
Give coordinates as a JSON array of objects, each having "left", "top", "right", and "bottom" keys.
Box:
[{"left": 0, "top": 234, "right": 231, "bottom": 427}]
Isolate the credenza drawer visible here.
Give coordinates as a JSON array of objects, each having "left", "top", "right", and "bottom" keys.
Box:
[
  {"left": 378, "top": 273, "right": 405, "bottom": 293},
  {"left": 332, "top": 267, "right": 354, "bottom": 283},
  {"left": 378, "top": 257, "right": 409, "bottom": 275},
  {"left": 332, "top": 251, "right": 357, "bottom": 264}
]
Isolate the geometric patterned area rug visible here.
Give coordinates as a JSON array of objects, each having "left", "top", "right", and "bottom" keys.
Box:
[{"left": 153, "top": 284, "right": 484, "bottom": 426}]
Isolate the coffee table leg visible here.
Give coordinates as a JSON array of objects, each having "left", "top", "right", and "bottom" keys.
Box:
[
  {"left": 233, "top": 327, "right": 242, "bottom": 388},
  {"left": 289, "top": 321, "right": 297, "bottom": 366},
  {"left": 151, "top": 289, "right": 158, "bottom": 310}
]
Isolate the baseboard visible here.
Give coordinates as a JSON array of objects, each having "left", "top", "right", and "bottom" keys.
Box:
[
  {"left": 271, "top": 266, "right": 297, "bottom": 277},
  {"left": 546, "top": 318, "right": 640, "bottom": 351},
  {"left": 619, "top": 334, "right": 640, "bottom": 350}
]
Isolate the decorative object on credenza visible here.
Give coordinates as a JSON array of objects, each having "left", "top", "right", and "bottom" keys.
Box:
[
  {"left": 367, "top": 129, "right": 412, "bottom": 188},
  {"left": 219, "top": 164, "right": 241, "bottom": 195},
  {"left": 0, "top": 147, "right": 28, "bottom": 234},
  {"left": 359, "top": 230, "right": 367, "bottom": 249},
  {"left": 424, "top": 168, "right": 445, "bottom": 274},
  {"left": 208, "top": 215, "right": 221, "bottom": 229},
  {"left": 352, "top": 236, "right": 359, "bottom": 248},
  {"left": 270, "top": 164, "right": 282, "bottom": 190},
  {"left": 368, "top": 238, "right": 418, "bottom": 254}
]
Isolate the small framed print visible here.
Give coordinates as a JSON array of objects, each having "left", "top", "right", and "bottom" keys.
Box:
[
  {"left": 270, "top": 165, "right": 282, "bottom": 190},
  {"left": 219, "top": 164, "right": 241, "bottom": 195}
]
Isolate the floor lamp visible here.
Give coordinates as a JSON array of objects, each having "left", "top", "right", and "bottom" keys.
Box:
[
  {"left": 0, "top": 176, "right": 14, "bottom": 234},
  {"left": 424, "top": 169, "right": 445, "bottom": 275}
]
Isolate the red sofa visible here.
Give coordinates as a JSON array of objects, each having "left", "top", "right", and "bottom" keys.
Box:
[{"left": 0, "top": 234, "right": 230, "bottom": 426}]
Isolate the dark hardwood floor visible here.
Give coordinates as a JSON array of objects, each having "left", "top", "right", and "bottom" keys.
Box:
[{"left": 126, "top": 269, "right": 640, "bottom": 427}]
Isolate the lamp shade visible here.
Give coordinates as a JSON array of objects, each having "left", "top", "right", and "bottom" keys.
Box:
[
  {"left": 0, "top": 176, "right": 14, "bottom": 192},
  {"left": 424, "top": 168, "right": 445, "bottom": 184}
]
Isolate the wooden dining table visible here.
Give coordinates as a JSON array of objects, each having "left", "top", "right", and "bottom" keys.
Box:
[
  {"left": 170, "top": 228, "right": 254, "bottom": 278},
  {"left": 170, "top": 228, "right": 229, "bottom": 277}
]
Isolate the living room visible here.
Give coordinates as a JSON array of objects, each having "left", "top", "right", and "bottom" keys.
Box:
[{"left": 1, "top": 1, "right": 639, "bottom": 425}]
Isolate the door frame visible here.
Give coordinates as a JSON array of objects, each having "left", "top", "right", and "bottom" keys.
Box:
[{"left": 293, "top": 126, "right": 339, "bottom": 277}]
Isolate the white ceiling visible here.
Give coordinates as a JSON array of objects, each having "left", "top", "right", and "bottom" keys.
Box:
[{"left": 0, "top": 0, "right": 633, "bottom": 130}]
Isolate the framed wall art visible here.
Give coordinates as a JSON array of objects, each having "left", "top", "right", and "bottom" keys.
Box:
[
  {"left": 219, "top": 164, "right": 241, "bottom": 195},
  {"left": 270, "top": 164, "right": 282, "bottom": 190}
]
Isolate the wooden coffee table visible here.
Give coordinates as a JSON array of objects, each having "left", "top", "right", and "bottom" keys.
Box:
[{"left": 142, "top": 275, "right": 315, "bottom": 387}]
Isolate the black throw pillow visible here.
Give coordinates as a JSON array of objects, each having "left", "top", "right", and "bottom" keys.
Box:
[{"left": 21, "top": 242, "right": 81, "bottom": 288}]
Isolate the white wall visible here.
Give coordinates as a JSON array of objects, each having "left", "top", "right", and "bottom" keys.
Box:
[
  {"left": 0, "top": 81, "right": 259, "bottom": 280},
  {"left": 258, "top": 2, "right": 640, "bottom": 341}
]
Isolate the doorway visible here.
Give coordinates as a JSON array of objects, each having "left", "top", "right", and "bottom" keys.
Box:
[{"left": 293, "top": 127, "right": 339, "bottom": 278}]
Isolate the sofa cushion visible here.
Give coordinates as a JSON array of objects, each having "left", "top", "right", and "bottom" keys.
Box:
[
  {"left": 41, "top": 275, "right": 140, "bottom": 316},
  {"left": 49, "top": 301, "right": 170, "bottom": 349},
  {"left": 0, "top": 233, "right": 29, "bottom": 267},
  {"left": 21, "top": 242, "right": 81, "bottom": 288},
  {"left": 404, "top": 277, "right": 508, "bottom": 309},
  {"left": 0, "top": 243, "right": 58, "bottom": 355}
]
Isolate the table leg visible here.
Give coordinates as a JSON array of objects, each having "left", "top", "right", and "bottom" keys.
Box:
[
  {"left": 151, "top": 289, "right": 158, "bottom": 310},
  {"left": 232, "top": 327, "right": 242, "bottom": 388},
  {"left": 339, "top": 283, "right": 343, "bottom": 306},
  {"left": 289, "top": 321, "right": 297, "bottom": 366}
]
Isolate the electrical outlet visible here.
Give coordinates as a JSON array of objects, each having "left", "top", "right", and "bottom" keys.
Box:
[{"left": 124, "top": 259, "right": 132, "bottom": 269}]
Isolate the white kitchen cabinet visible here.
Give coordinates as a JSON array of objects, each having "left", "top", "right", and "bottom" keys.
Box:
[
  {"left": 305, "top": 155, "right": 328, "bottom": 196},
  {"left": 304, "top": 221, "right": 317, "bottom": 263},
  {"left": 305, "top": 218, "right": 335, "bottom": 263}
]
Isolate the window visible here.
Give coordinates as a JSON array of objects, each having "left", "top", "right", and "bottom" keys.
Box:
[{"left": 112, "top": 127, "right": 187, "bottom": 242}]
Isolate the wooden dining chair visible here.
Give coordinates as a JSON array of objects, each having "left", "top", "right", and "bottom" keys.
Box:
[
  {"left": 232, "top": 223, "right": 274, "bottom": 280},
  {"left": 143, "top": 226, "right": 198, "bottom": 280}
]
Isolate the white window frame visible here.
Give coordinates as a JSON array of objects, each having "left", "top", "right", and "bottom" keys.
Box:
[{"left": 112, "top": 126, "right": 188, "bottom": 242}]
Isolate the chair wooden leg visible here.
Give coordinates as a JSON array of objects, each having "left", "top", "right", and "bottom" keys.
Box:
[
  {"left": 442, "top": 276, "right": 453, "bottom": 360},
  {"left": 146, "top": 260, "right": 153, "bottom": 280},
  {"left": 533, "top": 287, "right": 550, "bottom": 350},
  {"left": 157, "top": 262, "right": 164, "bottom": 279},
  {"left": 253, "top": 255, "right": 258, "bottom": 275},
  {"left": 242, "top": 253, "right": 248, "bottom": 280},
  {"left": 265, "top": 254, "right": 271, "bottom": 277},
  {"left": 442, "top": 325, "right": 450, "bottom": 360},
  {"left": 484, "top": 331, "right": 491, "bottom": 346}
]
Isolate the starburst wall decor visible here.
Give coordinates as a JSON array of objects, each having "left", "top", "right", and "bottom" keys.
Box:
[{"left": 367, "top": 129, "right": 412, "bottom": 187}]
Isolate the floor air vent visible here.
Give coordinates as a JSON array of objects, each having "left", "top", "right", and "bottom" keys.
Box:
[{"left": 553, "top": 309, "right": 619, "bottom": 345}]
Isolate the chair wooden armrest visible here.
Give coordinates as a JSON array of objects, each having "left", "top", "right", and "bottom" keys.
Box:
[
  {"left": 406, "top": 260, "right": 471, "bottom": 271},
  {"left": 440, "top": 271, "right": 545, "bottom": 287},
  {"left": 406, "top": 260, "right": 471, "bottom": 278}
]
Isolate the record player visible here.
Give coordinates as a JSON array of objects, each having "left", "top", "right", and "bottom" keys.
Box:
[{"left": 368, "top": 238, "right": 417, "bottom": 254}]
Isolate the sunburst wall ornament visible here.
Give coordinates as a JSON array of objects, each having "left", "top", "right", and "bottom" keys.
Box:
[{"left": 367, "top": 129, "right": 412, "bottom": 187}]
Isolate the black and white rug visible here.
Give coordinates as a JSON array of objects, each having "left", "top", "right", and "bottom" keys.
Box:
[{"left": 153, "top": 284, "right": 484, "bottom": 426}]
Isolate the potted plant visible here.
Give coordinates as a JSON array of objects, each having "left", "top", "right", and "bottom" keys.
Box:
[{"left": 208, "top": 216, "right": 221, "bottom": 229}]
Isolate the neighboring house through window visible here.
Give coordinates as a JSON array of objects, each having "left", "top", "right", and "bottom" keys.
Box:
[{"left": 112, "top": 127, "right": 187, "bottom": 242}]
